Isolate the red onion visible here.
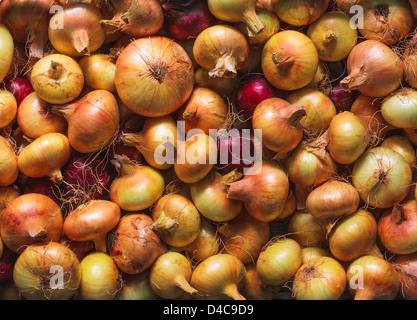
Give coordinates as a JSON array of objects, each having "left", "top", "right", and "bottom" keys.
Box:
[
  {"left": 109, "top": 124, "right": 142, "bottom": 162},
  {"left": 162, "top": 0, "right": 216, "bottom": 41},
  {"left": 329, "top": 84, "right": 358, "bottom": 113},
  {"left": 327, "top": 60, "right": 347, "bottom": 83},
  {"left": 5, "top": 77, "right": 33, "bottom": 106},
  {"left": 17, "top": 174, "right": 62, "bottom": 204},
  {"left": 235, "top": 74, "right": 288, "bottom": 120},
  {"left": 0, "top": 246, "right": 17, "bottom": 285}
]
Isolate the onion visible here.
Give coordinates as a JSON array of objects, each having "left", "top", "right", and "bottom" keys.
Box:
[
  {"left": 193, "top": 25, "right": 249, "bottom": 78},
  {"left": 30, "top": 54, "right": 84, "bottom": 105},
  {"left": 17, "top": 92, "right": 67, "bottom": 139},
  {"left": 63, "top": 200, "right": 121, "bottom": 253},
  {"left": 122, "top": 116, "right": 177, "bottom": 170},
  {"left": 336, "top": 0, "right": 362, "bottom": 13},
  {"left": 109, "top": 213, "right": 167, "bottom": 274},
  {"left": 194, "top": 67, "right": 241, "bottom": 98},
  {"left": 305, "top": 180, "right": 360, "bottom": 233},
  {"left": 276, "top": 190, "right": 297, "bottom": 221},
  {"left": 109, "top": 156, "right": 165, "bottom": 212},
  {"left": 262, "top": 30, "right": 319, "bottom": 91},
  {"left": 402, "top": 128, "right": 417, "bottom": 146},
  {"left": 101, "top": 0, "right": 163, "bottom": 38},
  {"left": 5, "top": 77, "right": 33, "bottom": 107},
  {"left": 256, "top": 238, "right": 302, "bottom": 286},
  {"left": 17, "top": 133, "right": 72, "bottom": 184},
  {"left": 381, "top": 88, "right": 417, "bottom": 129},
  {"left": 150, "top": 252, "right": 198, "bottom": 299},
  {"left": 151, "top": 194, "right": 201, "bottom": 248},
  {"left": 293, "top": 256, "right": 346, "bottom": 300},
  {"left": 403, "top": 33, "right": 417, "bottom": 89},
  {"left": 381, "top": 135, "right": 416, "bottom": 171},
  {"left": 301, "top": 247, "right": 332, "bottom": 264},
  {"left": 0, "top": 24, "right": 13, "bottom": 83},
  {"left": 227, "top": 160, "right": 290, "bottom": 222},
  {"left": 0, "top": 246, "right": 17, "bottom": 285},
  {"left": 0, "top": 90, "right": 17, "bottom": 130},
  {"left": 307, "top": 11, "right": 358, "bottom": 62},
  {"left": 329, "top": 209, "right": 382, "bottom": 262},
  {"left": 110, "top": 123, "right": 142, "bottom": 162},
  {"left": 79, "top": 252, "right": 121, "bottom": 300},
  {"left": 287, "top": 88, "right": 336, "bottom": 136},
  {"left": 329, "top": 84, "right": 358, "bottom": 113},
  {"left": 393, "top": 252, "right": 417, "bottom": 300},
  {"left": 378, "top": 200, "right": 417, "bottom": 254},
  {"left": 340, "top": 40, "right": 403, "bottom": 98},
  {"left": 234, "top": 74, "right": 288, "bottom": 120},
  {"left": 0, "top": 136, "right": 18, "bottom": 187},
  {"left": 346, "top": 255, "right": 400, "bottom": 300},
  {"left": 1, "top": 193, "right": 63, "bottom": 254},
  {"left": 59, "top": 234, "right": 95, "bottom": 263},
  {"left": 0, "top": 186, "right": 19, "bottom": 228},
  {"left": 273, "top": 0, "right": 329, "bottom": 26},
  {"left": 162, "top": 0, "right": 216, "bottom": 42},
  {"left": 352, "top": 147, "right": 412, "bottom": 208},
  {"left": 184, "top": 218, "right": 221, "bottom": 262},
  {"left": 190, "top": 169, "right": 243, "bottom": 223},
  {"left": 79, "top": 54, "right": 116, "bottom": 93},
  {"left": 288, "top": 210, "right": 327, "bottom": 248},
  {"left": 17, "top": 175, "right": 62, "bottom": 204},
  {"left": 13, "top": 242, "right": 81, "bottom": 300},
  {"left": 305, "top": 61, "right": 331, "bottom": 95},
  {"left": 174, "top": 133, "right": 217, "bottom": 184},
  {"left": 49, "top": 2, "right": 105, "bottom": 57},
  {"left": 241, "top": 263, "right": 280, "bottom": 300},
  {"left": 190, "top": 253, "right": 247, "bottom": 300},
  {"left": 358, "top": 0, "right": 413, "bottom": 45},
  {"left": 115, "top": 36, "right": 194, "bottom": 118},
  {"left": 177, "top": 87, "right": 228, "bottom": 135},
  {"left": 118, "top": 271, "right": 156, "bottom": 300},
  {"left": 252, "top": 98, "right": 306, "bottom": 156},
  {"left": 219, "top": 209, "right": 270, "bottom": 264}
]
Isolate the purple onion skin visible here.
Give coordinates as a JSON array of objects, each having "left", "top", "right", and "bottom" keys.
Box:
[
  {"left": 5, "top": 77, "right": 33, "bottom": 106},
  {"left": 16, "top": 174, "right": 62, "bottom": 204},
  {"left": 0, "top": 247, "right": 17, "bottom": 285},
  {"left": 329, "top": 84, "right": 358, "bottom": 113},
  {"left": 216, "top": 133, "right": 255, "bottom": 174}
]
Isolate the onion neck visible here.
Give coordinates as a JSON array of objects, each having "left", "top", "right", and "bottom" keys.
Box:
[
  {"left": 272, "top": 52, "right": 295, "bottom": 72},
  {"left": 287, "top": 103, "right": 307, "bottom": 127},
  {"left": 50, "top": 168, "right": 63, "bottom": 184},
  {"left": 242, "top": 9, "right": 264, "bottom": 37},
  {"left": 391, "top": 203, "right": 407, "bottom": 225},
  {"left": 93, "top": 235, "right": 108, "bottom": 252},
  {"left": 72, "top": 28, "right": 91, "bottom": 55},
  {"left": 29, "top": 230, "right": 48, "bottom": 240},
  {"left": 152, "top": 211, "right": 179, "bottom": 233},
  {"left": 365, "top": 242, "right": 384, "bottom": 259},
  {"left": 48, "top": 61, "right": 66, "bottom": 81},
  {"left": 217, "top": 170, "right": 243, "bottom": 192},
  {"left": 340, "top": 66, "right": 369, "bottom": 92},
  {"left": 121, "top": 132, "right": 148, "bottom": 152},
  {"left": 209, "top": 55, "right": 238, "bottom": 78},
  {"left": 323, "top": 32, "right": 337, "bottom": 45},
  {"left": 175, "top": 276, "right": 198, "bottom": 296},
  {"left": 222, "top": 283, "right": 246, "bottom": 300},
  {"left": 226, "top": 178, "right": 252, "bottom": 202},
  {"left": 182, "top": 111, "right": 196, "bottom": 120}
]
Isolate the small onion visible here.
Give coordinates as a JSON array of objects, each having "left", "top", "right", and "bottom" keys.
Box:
[
  {"left": 381, "top": 88, "right": 417, "bottom": 129},
  {"left": 0, "top": 136, "right": 19, "bottom": 187},
  {"left": 273, "top": 0, "right": 329, "bottom": 26},
  {"left": 241, "top": 263, "right": 280, "bottom": 300},
  {"left": 0, "top": 24, "right": 13, "bottom": 83},
  {"left": 13, "top": 242, "right": 81, "bottom": 300},
  {"left": 118, "top": 271, "right": 156, "bottom": 300},
  {"left": 79, "top": 54, "right": 116, "bottom": 93},
  {"left": 0, "top": 90, "right": 17, "bottom": 130},
  {"left": 288, "top": 210, "right": 327, "bottom": 248},
  {"left": 381, "top": 135, "right": 416, "bottom": 171}
]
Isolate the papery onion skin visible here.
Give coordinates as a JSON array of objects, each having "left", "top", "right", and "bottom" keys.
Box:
[
  {"left": 0, "top": 24, "right": 14, "bottom": 83},
  {"left": 273, "top": 0, "right": 329, "bottom": 26},
  {"left": 115, "top": 36, "right": 194, "bottom": 118},
  {"left": 393, "top": 252, "right": 417, "bottom": 300},
  {"left": 292, "top": 256, "right": 346, "bottom": 300},
  {"left": 0, "top": 136, "right": 19, "bottom": 187},
  {"left": 262, "top": 30, "right": 319, "bottom": 91},
  {"left": 347, "top": 255, "right": 400, "bottom": 300},
  {"left": 352, "top": 147, "right": 412, "bottom": 209},
  {"left": 256, "top": 238, "right": 302, "bottom": 286},
  {"left": 381, "top": 88, "right": 417, "bottom": 130},
  {"left": 0, "top": 90, "right": 17, "bottom": 129},
  {"left": 79, "top": 252, "right": 121, "bottom": 300},
  {"left": 1, "top": 193, "right": 63, "bottom": 254},
  {"left": 13, "top": 242, "right": 81, "bottom": 300}
]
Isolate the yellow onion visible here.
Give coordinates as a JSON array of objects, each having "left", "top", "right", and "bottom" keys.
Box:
[
  {"left": 13, "top": 242, "right": 81, "bottom": 300},
  {"left": 346, "top": 255, "right": 400, "bottom": 300},
  {"left": 0, "top": 186, "right": 19, "bottom": 228},
  {"left": 208, "top": 0, "right": 264, "bottom": 37},
  {"left": 79, "top": 54, "right": 116, "bottom": 93},
  {"left": 305, "top": 60, "right": 331, "bottom": 94},
  {"left": 358, "top": 0, "right": 413, "bottom": 45},
  {"left": 51, "top": 90, "right": 119, "bottom": 154},
  {"left": 118, "top": 271, "right": 156, "bottom": 300},
  {"left": 190, "top": 253, "right": 247, "bottom": 300},
  {"left": 227, "top": 160, "right": 289, "bottom": 222},
  {"left": 0, "top": 90, "right": 17, "bottom": 129},
  {"left": 287, "top": 88, "right": 336, "bottom": 136},
  {"left": 0, "top": 136, "right": 19, "bottom": 187},
  {"left": 381, "top": 88, "right": 417, "bottom": 129},
  {"left": 194, "top": 67, "right": 241, "bottom": 98},
  {"left": 49, "top": 2, "right": 105, "bottom": 57},
  {"left": 30, "top": 54, "right": 84, "bottom": 104},
  {"left": 109, "top": 156, "right": 165, "bottom": 212},
  {"left": 256, "top": 238, "right": 302, "bottom": 286},
  {"left": 115, "top": 36, "right": 194, "bottom": 117},
  {"left": 177, "top": 87, "right": 228, "bottom": 135},
  {"left": 109, "top": 213, "right": 167, "bottom": 274},
  {"left": 273, "top": 0, "right": 329, "bottom": 26},
  {"left": 305, "top": 180, "right": 360, "bottom": 233},
  {"left": 292, "top": 256, "right": 346, "bottom": 300},
  {"left": 336, "top": 0, "right": 362, "bottom": 13},
  {"left": 174, "top": 133, "right": 217, "bottom": 184},
  {"left": 241, "top": 263, "right": 280, "bottom": 300},
  {"left": 151, "top": 194, "right": 201, "bottom": 248},
  {"left": 79, "top": 252, "right": 121, "bottom": 300},
  {"left": 262, "top": 30, "right": 319, "bottom": 91},
  {"left": 63, "top": 200, "right": 121, "bottom": 253},
  {"left": 402, "top": 128, "right": 417, "bottom": 146},
  {"left": 193, "top": 25, "right": 249, "bottom": 78},
  {"left": 307, "top": 11, "right": 358, "bottom": 62},
  {"left": 17, "top": 133, "right": 71, "bottom": 184},
  {"left": 17, "top": 92, "right": 67, "bottom": 139},
  {"left": 329, "top": 209, "right": 382, "bottom": 262},
  {"left": 381, "top": 135, "right": 416, "bottom": 171},
  {"left": 150, "top": 252, "right": 198, "bottom": 299},
  {"left": 403, "top": 33, "right": 417, "bottom": 89},
  {"left": 340, "top": 40, "right": 403, "bottom": 98},
  {"left": 352, "top": 147, "right": 412, "bottom": 208},
  {"left": 252, "top": 98, "right": 306, "bottom": 156},
  {"left": 121, "top": 116, "right": 177, "bottom": 170},
  {"left": 190, "top": 169, "right": 243, "bottom": 223},
  {"left": 275, "top": 189, "right": 297, "bottom": 221},
  {"left": 0, "top": 24, "right": 14, "bottom": 83},
  {"left": 301, "top": 247, "right": 332, "bottom": 264},
  {"left": 1, "top": 193, "right": 63, "bottom": 254},
  {"left": 288, "top": 210, "right": 327, "bottom": 248}
]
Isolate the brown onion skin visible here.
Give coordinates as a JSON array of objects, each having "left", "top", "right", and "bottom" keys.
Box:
[
  {"left": 109, "top": 213, "right": 167, "bottom": 275},
  {"left": 394, "top": 252, "right": 417, "bottom": 300},
  {"left": 1, "top": 193, "right": 63, "bottom": 254}
]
